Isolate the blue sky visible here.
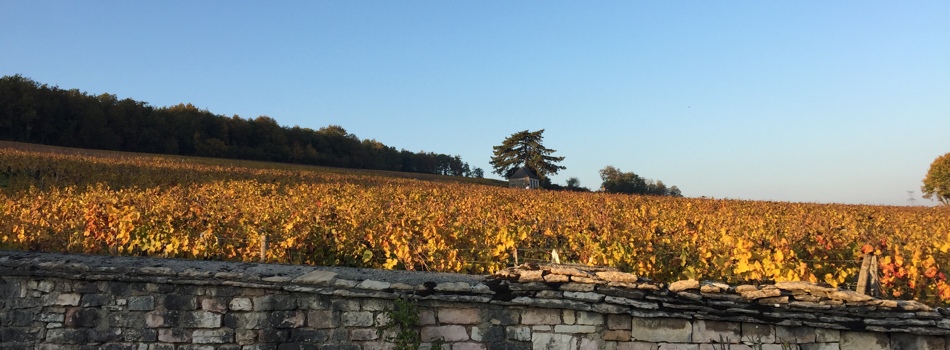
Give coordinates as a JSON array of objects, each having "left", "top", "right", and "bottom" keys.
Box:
[{"left": 2, "top": 1, "right": 948, "bottom": 205}]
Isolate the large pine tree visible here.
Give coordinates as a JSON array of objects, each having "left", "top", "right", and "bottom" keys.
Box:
[{"left": 490, "top": 129, "right": 565, "bottom": 180}]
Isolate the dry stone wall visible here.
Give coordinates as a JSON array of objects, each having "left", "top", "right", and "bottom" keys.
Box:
[{"left": 1, "top": 251, "right": 949, "bottom": 350}]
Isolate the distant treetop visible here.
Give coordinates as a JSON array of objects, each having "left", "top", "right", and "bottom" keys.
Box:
[{"left": 922, "top": 152, "right": 950, "bottom": 205}]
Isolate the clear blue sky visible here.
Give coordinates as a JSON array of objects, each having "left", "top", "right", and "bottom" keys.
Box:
[{"left": 3, "top": 1, "right": 948, "bottom": 205}]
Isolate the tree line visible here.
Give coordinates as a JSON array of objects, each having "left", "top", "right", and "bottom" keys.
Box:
[
  {"left": 0, "top": 75, "right": 483, "bottom": 177},
  {"left": 490, "top": 129, "right": 682, "bottom": 196}
]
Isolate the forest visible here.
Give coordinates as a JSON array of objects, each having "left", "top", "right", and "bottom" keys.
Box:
[{"left": 0, "top": 75, "right": 481, "bottom": 177}]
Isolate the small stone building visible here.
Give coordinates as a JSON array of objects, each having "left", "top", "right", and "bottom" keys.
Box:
[{"left": 508, "top": 167, "right": 540, "bottom": 189}]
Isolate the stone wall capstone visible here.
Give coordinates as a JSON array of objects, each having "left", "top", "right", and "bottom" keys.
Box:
[{"left": 1, "top": 250, "right": 949, "bottom": 350}]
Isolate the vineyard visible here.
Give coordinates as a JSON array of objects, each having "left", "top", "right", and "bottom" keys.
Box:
[{"left": 2, "top": 141, "right": 950, "bottom": 305}]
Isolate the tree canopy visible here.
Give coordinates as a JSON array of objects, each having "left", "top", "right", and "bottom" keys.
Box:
[
  {"left": 599, "top": 166, "right": 681, "bottom": 197},
  {"left": 490, "top": 129, "right": 565, "bottom": 181},
  {"left": 0, "top": 74, "right": 480, "bottom": 178},
  {"left": 922, "top": 152, "right": 950, "bottom": 205}
]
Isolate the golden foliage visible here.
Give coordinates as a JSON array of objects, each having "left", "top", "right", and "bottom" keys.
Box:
[{"left": 2, "top": 144, "right": 950, "bottom": 305}]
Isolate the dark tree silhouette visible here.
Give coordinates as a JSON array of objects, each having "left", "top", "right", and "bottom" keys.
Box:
[
  {"left": 0, "top": 75, "right": 479, "bottom": 178},
  {"left": 490, "top": 129, "right": 565, "bottom": 181}
]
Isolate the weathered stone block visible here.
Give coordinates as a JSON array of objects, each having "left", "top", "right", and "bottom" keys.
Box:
[
  {"left": 297, "top": 295, "right": 330, "bottom": 310},
  {"left": 270, "top": 310, "right": 306, "bottom": 328},
  {"left": 6, "top": 309, "right": 36, "bottom": 326},
  {"left": 776, "top": 326, "right": 817, "bottom": 343},
  {"left": 603, "top": 330, "right": 631, "bottom": 341},
  {"left": 239, "top": 344, "right": 276, "bottom": 350},
  {"left": 350, "top": 327, "right": 379, "bottom": 341},
  {"left": 576, "top": 311, "right": 604, "bottom": 326},
  {"left": 158, "top": 328, "right": 191, "bottom": 343},
  {"left": 580, "top": 338, "right": 602, "bottom": 350},
  {"left": 816, "top": 328, "right": 840, "bottom": 342},
  {"left": 655, "top": 345, "right": 698, "bottom": 350},
  {"left": 128, "top": 296, "right": 155, "bottom": 311},
  {"left": 603, "top": 296, "right": 659, "bottom": 309},
  {"left": 12, "top": 296, "right": 42, "bottom": 309},
  {"left": 177, "top": 345, "right": 215, "bottom": 350},
  {"left": 122, "top": 328, "right": 157, "bottom": 342},
  {"left": 563, "top": 291, "right": 605, "bottom": 302},
  {"left": 692, "top": 320, "right": 740, "bottom": 343},
  {"left": 533, "top": 333, "right": 577, "bottom": 350},
  {"left": 308, "top": 310, "right": 339, "bottom": 328},
  {"left": 1, "top": 327, "right": 39, "bottom": 342},
  {"left": 192, "top": 329, "right": 234, "bottom": 344},
  {"left": 292, "top": 270, "right": 337, "bottom": 284},
  {"left": 840, "top": 331, "right": 890, "bottom": 350},
  {"left": 109, "top": 312, "right": 145, "bottom": 328},
  {"left": 561, "top": 283, "right": 597, "bottom": 292},
  {"left": 800, "top": 344, "right": 841, "bottom": 350},
  {"left": 253, "top": 295, "right": 297, "bottom": 311},
  {"left": 54, "top": 293, "right": 81, "bottom": 306},
  {"left": 543, "top": 274, "right": 570, "bottom": 283},
  {"left": 35, "top": 312, "right": 65, "bottom": 323},
  {"left": 182, "top": 311, "right": 222, "bottom": 328},
  {"left": 562, "top": 309, "right": 576, "bottom": 324},
  {"left": 475, "top": 325, "right": 506, "bottom": 343},
  {"left": 229, "top": 297, "right": 253, "bottom": 311},
  {"left": 45, "top": 328, "right": 86, "bottom": 344},
  {"left": 64, "top": 307, "right": 99, "bottom": 328},
  {"left": 86, "top": 328, "right": 122, "bottom": 343},
  {"left": 80, "top": 293, "right": 111, "bottom": 307},
  {"left": 608, "top": 314, "right": 632, "bottom": 330},
  {"left": 489, "top": 309, "right": 520, "bottom": 325},
  {"left": 740, "top": 323, "right": 774, "bottom": 344},
  {"left": 453, "top": 342, "right": 487, "bottom": 350},
  {"left": 163, "top": 294, "right": 196, "bottom": 310},
  {"left": 237, "top": 312, "right": 271, "bottom": 329},
  {"left": 889, "top": 333, "right": 944, "bottom": 350},
  {"left": 360, "top": 341, "right": 396, "bottom": 350},
  {"left": 356, "top": 279, "right": 392, "bottom": 291},
  {"left": 487, "top": 341, "right": 532, "bottom": 350},
  {"left": 421, "top": 325, "right": 469, "bottom": 342},
  {"left": 439, "top": 308, "right": 481, "bottom": 324},
  {"left": 201, "top": 297, "right": 228, "bottom": 313},
  {"left": 315, "top": 344, "right": 360, "bottom": 350},
  {"left": 331, "top": 298, "right": 362, "bottom": 312},
  {"left": 236, "top": 329, "right": 257, "bottom": 345},
  {"left": 668, "top": 280, "right": 700, "bottom": 292},
  {"left": 554, "top": 325, "right": 597, "bottom": 334},
  {"left": 289, "top": 328, "right": 330, "bottom": 343},
  {"left": 257, "top": 329, "right": 288, "bottom": 342},
  {"left": 361, "top": 299, "right": 392, "bottom": 311},
  {"left": 595, "top": 271, "right": 639, "bottom": 283},
  {"left": 100, "top": 343, "right": 140, "bottom": 350},
  {"left": 342, "top": 311, "right": 375, "bottom": 327},
  {"left": 631, "top": 317, "right": 691, "bottom": 342},
  {"left": 508, "top": 325, "right": 532, "bottom": 341},
  {"left": 148, "top": 344, "right": 176, "bottom": 350},
  {"left": 616, "top": 342, "right": 658, "bottom": 350},
  {"left": 522, "top": 309, "right": 561, "bottom": 325},
  {"left": 146, "top": 310, "right": 179, "bottom": 328},
  {"left": 419, "top": 309, "right": 437, "bottom": 325}
]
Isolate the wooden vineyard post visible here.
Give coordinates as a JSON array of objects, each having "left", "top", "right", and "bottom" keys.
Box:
[
  {"left": 512, "top": 247, "right": 519, "bottom": 266},
  {"left": 856, "top": 254, "right": 881, "bottom": 297},
  {"left": 260, "top": 234, "right": 268, "bottom": 263}
]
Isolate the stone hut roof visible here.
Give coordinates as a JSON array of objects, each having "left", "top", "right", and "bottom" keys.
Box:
[{"left": 509, "top": 167, "right": 539, "bottom": 180}]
